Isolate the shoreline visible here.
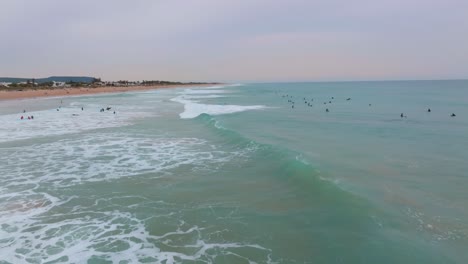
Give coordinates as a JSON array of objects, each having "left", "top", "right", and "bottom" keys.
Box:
[{"left": 0, "top": 83, "right": 221, "bottom": 101}]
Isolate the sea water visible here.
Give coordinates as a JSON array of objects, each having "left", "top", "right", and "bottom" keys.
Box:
[{"left": 0, "top": 81, "right": 467, "bottom": 263}]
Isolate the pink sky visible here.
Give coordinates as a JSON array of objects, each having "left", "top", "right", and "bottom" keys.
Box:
[{"left": 1, "top": 0, "right": 467, "bottom": 82}]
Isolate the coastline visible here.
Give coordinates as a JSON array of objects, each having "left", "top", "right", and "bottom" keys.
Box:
[{"left": 0, "top": 83, "right": 220, "bottom": 101}]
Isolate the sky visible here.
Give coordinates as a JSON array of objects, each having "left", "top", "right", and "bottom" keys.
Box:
[{"left": 1, "top": 0, "right": 467, "bottom": 82}]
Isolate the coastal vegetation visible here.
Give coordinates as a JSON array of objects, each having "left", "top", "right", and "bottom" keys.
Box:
[{"left": 0, "top": 76, "right": 217, "bottom": 91}]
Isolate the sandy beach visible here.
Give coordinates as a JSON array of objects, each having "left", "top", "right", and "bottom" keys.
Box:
[{"left": 0, "top": 84, "right": 219, "bottom": 101}]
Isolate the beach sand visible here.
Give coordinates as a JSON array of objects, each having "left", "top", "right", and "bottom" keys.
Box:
[{"left": 0, "top": 84, "right": 218, "bottom": 101}]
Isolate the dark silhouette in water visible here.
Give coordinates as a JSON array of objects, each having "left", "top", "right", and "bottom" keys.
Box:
[
  {"left": 81, "top": 107, "right": 84, "bottom": 111},
  {"left": 451, "top": 113, "right": 456, "bottom": 117},
  {"left": 326, "top": 108, "right": 329, "bottom": 112},
  {"left": 369, "top": 104, "right": 372, "bottom": 106},
  {"left": 401, "top": 113, "right": 404, "bottom": 118},
  {"left": 346, "top": 98, "right": 351, "bottom": 101},
  {"left": 427, "top": 108, "right": 431, "bottom": 112}
]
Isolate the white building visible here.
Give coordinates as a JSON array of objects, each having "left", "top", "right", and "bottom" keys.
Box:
[{"left": 52, "top": 81, "right": 66, "bottom": 87}]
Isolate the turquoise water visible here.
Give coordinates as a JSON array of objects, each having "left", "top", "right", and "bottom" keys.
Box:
[{"left": 0, "top": 81, "right": 467, "bottom": 263}]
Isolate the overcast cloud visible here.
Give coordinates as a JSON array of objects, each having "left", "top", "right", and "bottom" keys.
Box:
[{"left": 1, "top": 0, "right": 467, "bottom": 82}]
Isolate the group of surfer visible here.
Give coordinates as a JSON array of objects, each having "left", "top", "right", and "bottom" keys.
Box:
[
  {"left": 400, "top": 108, "right": 456, "bottom": 118},
  {"left": 20, "top": 109, "right": 34, "bottom": 120},
  {"left": 20, "top": 102, "right": 116, "bottom": 120},
  {"left": 427, "top": 108, "right": 456, "bottom": 117},
  {"left": 100, "top": 107, "right": 116, "bottom": 114},
  {"left": 20, "top": 115, "right": 34, "bottom": 120},
  {"left": 277, "top": 91, "right": 458, "bottom": 118},
  {"left": 280, "top": 93, "right": 351, "bottom": 112}
]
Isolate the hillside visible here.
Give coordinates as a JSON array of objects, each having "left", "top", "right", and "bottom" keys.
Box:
[{"left": 0, "top": 76, "right": 95, "bottom": 84}]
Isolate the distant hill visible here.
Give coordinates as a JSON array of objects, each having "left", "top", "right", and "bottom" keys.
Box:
[{"left": 0, "top": 76, "right": 95, "bottom": 84}]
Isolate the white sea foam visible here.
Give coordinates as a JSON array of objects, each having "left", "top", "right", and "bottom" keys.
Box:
[
  {"left": 0, "top": 131, "right": 268, "bottom": 263},
  {"left": 0, "top": 104, "right": 151, "bottom": 143},
  {"left": 0, "top": 204, "right": 271, "bottom": 263},
  {"left": 0, "top": 133, "right": 242, "bottom": 188}
]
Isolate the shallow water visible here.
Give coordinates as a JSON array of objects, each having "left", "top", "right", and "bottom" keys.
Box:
[{"left": 0, "top": 81, "right": 467, "bottom": 263}]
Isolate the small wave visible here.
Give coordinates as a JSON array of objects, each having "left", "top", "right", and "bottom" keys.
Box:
[
  {"left": 182, "top": 95, "right": 226, "bottom": 99},
  {"left": 171, "top": 96, "right": 266, "bottom": 119},
  {"left": 179, "top": 89, "right": 231, "bottom": 95}
]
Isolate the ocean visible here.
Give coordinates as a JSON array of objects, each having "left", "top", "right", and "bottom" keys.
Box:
[{"left": 0, "top": 80, "right": 467, "bottom": 263}]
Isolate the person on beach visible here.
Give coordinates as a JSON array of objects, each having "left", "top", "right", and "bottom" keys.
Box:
[
  {"left": 20, "top": 116, "right": 23, "bottom": 120},
  {"left": 31, "top": 115, "right": 34, "bottom": 119},
  {"left": 27, "top": 116, "right": 30, "bottom": 120}
]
